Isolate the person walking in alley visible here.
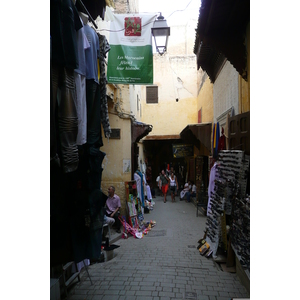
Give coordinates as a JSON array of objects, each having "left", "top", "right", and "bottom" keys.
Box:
[
  {"left": 156, "top": 172, "right": 162, "bottom": 196},
  {"left": 159, "top": 170, "right": 170, "bottom": 203},
  {"left": 169, "top": 172, "right": 179, "bottom": 202},
  {"left": 105, "top": 186, "right": 121, "bottom": 233}
]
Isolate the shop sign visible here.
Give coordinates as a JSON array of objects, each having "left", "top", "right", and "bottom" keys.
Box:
[{"left": 172, "top": 144, "right": 194, "bottom": 158}]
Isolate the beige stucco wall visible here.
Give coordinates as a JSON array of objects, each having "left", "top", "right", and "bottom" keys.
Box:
[
  {"left": 139, "top": 20, "right": 198, "bottom": 135},
  {"left": 129, "top": 84, "right": 142, "bottom": 121},
  {"left": 101, "top": 80, "right": 137, "bottom": 215},
  {"left": 140, "top": 54, "right": 198, "bottom": 135},
  {"left": 100, "top": 109, "right": 132, "bottom": 214},
  {"left": 100, "top": 76, "right": 144, "bottom": 214},
  {"left": 197, "top": 72, "right": 214, "bottom": 124},
  {"left": 141, "top": 97, "right": 197, "bottom": 136},
  {"left": 167, "top": 22, "right": 198, "bottom": 56}
]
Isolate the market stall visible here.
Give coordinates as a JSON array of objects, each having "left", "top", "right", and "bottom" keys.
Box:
[{"left": 198, "top": 150, "right": 250, "bottom": 276}]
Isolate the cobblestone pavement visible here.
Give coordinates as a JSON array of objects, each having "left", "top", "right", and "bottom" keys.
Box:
[{"left": 68, "top": 195, "right": 250, "bottom": 300}]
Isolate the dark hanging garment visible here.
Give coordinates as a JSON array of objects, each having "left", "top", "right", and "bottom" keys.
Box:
[
  {"left": 87, "top": 189, "right": 107, "bottom": 260},
  {"left": 69, "top": 184, "right": 90, "bottom": 264},
  {"left": 87, "top": 146, "right": 106, "bottom": 190},
  {"left": 50, "top": 0, "right": 82, "bottom": 172},
  {"left": 67, "top": 154, "right": 107, "bottom": 263},
  {"left": 51, "top": 167, "right": 82, "bottom": 266},
  {"left": 50, "top": 166, "right": 73, "bottom": 266},
  {"left": 86, "top": 80, "right": 103, "bottom": 147},
  {"left": 50, "top": 36, "right": 58, "bottom": 163},
  {"left": 67, "top": 147, "right": 90, "bottom": 264},
  {"left": 50, "top": 0, "right": 82, "bottom": 69}
]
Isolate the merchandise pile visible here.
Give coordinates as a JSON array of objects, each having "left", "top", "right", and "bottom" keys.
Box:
[
  {"left": 119, "top": 216, "right": 156, "bottom": 239},
  {"left": 197, "top": 238, "right": 212, "bottom": 258},
  {"left": 204, "top": 150, "right": 250, "bottom": 270},
  {"left": 231, "top": 195, "right": 250, "bottom": 269}
]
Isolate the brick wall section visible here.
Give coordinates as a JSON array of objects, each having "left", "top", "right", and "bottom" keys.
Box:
[{"left": 114, "top": 0, "right": 139, "bottom": 14}]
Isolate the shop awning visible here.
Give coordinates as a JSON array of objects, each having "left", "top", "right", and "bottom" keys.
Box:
[
  {"left": 180, "top": 123, "right": 212, "bottom": 153},
  {"left": 131, "top": 121, "right": 153, "bottom": 143},
  {"left": 194, "top": 0, "right": 250, "bottom": 82}
]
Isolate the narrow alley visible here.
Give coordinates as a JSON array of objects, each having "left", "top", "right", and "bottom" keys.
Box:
[{"left": 68, "top": 195, "right": 249, "bottom": 300}]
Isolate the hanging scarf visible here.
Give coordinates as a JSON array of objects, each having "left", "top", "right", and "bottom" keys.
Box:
[
  {"left": 212, "top": 123, "right": 220, "bottom": 158},
  {"left": 212, "top": 123, "right": 215, "bottom": 157},
  {"left": 137, "top": 171, "right": 144, "bottom": 207}
]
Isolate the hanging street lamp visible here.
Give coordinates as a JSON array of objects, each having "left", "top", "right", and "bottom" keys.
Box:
[{"left": 151, "top": 13, "right": 170, "bottom": 55}]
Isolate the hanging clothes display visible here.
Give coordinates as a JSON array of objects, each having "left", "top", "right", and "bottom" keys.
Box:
[
  {"left": 207, "top": 161, "right": 220, "bottom": 217},
  {"left": 143, "top": 173, "right": 152, "bottom": 201},
  {"left": 137, "top": 170, "right": 145, "bottom": 207},
  {"left": 50, "top": 0, "right": 83, "bottom": 265},
  {"left": 205, "top": 150, "right": 249, "bottom": 263},
  {"left": 51, "top": 1, "right": 112, "bottom": 267},
  {"left": 134, "top": 171, "right": 142, "bottom": 201}
]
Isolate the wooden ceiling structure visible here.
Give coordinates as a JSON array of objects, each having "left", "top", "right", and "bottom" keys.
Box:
[{"left": 194, "top": 0, "right": 250, "bottom": 83}]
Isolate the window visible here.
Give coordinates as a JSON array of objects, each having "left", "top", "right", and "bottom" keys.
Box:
[
  {"left": 146, "top": 86, "right": 158, "bottom": 103},
  {"left": 110, "top": 129, "right": 121, "bottom": 139}
]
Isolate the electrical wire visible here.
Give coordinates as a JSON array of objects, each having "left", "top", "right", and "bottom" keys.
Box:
[{"left": 166, "top": 0, "right": 194, "bottom": 19}]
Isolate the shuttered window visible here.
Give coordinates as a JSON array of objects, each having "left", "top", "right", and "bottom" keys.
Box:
[{"left": 146, "top": 86, "right": 158, "bottom": 103}]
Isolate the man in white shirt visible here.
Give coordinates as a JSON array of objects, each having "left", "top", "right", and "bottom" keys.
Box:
[{"left": 186, "top": 181, "right": 196, "bottom": 202}]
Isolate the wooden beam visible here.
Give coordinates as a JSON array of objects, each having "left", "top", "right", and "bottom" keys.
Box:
[{"left": 143, "top": 135, "right": 181, "bottom": 141}]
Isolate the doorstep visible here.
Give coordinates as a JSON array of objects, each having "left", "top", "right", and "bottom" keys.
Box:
[{"left": 104, "top": 226, "right": 123, "bottom": 244}]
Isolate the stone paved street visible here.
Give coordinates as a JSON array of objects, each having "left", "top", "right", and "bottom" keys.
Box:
[{"left": 68, "top": 194, "right": 250, "bottom": 300}]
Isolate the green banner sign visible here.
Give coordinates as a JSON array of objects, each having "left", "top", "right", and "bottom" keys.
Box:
[{"left": 107, "top": 14, "right": 156, "bottom": 85}]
